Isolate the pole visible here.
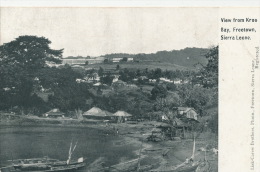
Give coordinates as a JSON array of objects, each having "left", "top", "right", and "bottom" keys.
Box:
[{"left": 137, "top": 141, "right": 143, "bottom": 172}]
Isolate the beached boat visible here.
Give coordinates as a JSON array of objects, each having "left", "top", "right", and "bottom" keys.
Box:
[
  {"left": 171, "top": 137, "right": 200, "bottom": 172},
  {"left": 169, "top": 137, "right": 201, "bottom": 172},
  {"left": 170, "top": 163, "right": 200, "bottom": 172},
  {"left": 151, "top": 137, "right": 201, "bottom": 172},
  {"left": 0, "top": 141, "right": 86, "bottom": 172},
  {"left": 0, "top": 159, "right": 86, "bottom": 172}
]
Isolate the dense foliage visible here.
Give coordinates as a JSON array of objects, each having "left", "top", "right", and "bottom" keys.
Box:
[
  {"left": 0, "top": 35, "right": 218, "bottom": 134},
  {"left": 0, "top": 36, "right": 91, "bottom": 114}
]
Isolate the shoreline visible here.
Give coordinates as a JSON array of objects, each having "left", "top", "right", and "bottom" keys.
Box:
[{"left": 0, "top": 115, "right": 218, "bottom": 171}]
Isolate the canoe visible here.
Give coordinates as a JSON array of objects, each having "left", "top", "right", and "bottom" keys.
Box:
[{"left": 0, "top": 158, "right": 85, "bottom": 172}]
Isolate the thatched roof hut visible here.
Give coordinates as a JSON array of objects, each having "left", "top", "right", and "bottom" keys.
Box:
[
  {"left": 113, "top": 111, "right": 132, "bottom": 117},
  {"left": 83, "top": 107, "right": 112, "bottom": 118},
  {"left": 113, "top": 111, "right": 132, "bottom": 123}
]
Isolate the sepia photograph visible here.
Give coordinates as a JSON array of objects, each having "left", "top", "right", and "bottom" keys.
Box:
[{"left": 0, "top": 7, "right": 220, "bottom": 172}]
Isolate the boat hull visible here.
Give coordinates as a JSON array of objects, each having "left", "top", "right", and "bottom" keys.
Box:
[
  {"left": 151, "top": 164, "right": 199, "bottom": 172},
  {"left": 1, "top": 162, "right": 86, "bottom": 172}
]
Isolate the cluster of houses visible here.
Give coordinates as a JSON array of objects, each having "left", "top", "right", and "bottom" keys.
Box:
[
  {"left": 42, "top": 107, "right": 198, "bottom": 124},
  {"left": 41, "top": 106, "right": 199, "bottom": 139},
  {"left": 157, "top": 107, "right": 200, "bottom": 139},
  {"left": 42, "top": 107, "right": 133, "bottom": 123},
  {"left": 139, "top": 76, "right": 189, "bottom": 85},
  {"left": 61, "top": 56, "right": 134, "bottom": 66},
  {"left": 111, "top": 57, "right": 134, "bottom": 63},
  {"left": 75, "top": 69, "right": 190, "bottom": 87},
  {"left": 62, "top": 56, "right": 105, "bottom": 65}
]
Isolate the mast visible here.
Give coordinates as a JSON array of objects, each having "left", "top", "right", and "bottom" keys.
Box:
[
  {"left": 191, "top": 135, "right": 196, "bottom": 160},
  {"left": 67, "top": 140, "right": 78, "bottom": 165},
  {"left": 67, "top": 141, "right": 73, "bottom": 165},
  {"left": 137, "top": 141, "right": 143, "bottom": 172}
]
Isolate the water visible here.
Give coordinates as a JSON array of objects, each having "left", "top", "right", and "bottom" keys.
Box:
[{"left": 0, "top": 125, "right": 138, "bottom": 169}]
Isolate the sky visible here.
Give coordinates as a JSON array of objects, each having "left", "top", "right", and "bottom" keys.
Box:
[{"left": 1, "top": 8, "right": 218, "bottom": 57}]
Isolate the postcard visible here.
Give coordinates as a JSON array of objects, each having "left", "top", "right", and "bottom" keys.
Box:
[{"left": 0, "top": 1, "right": 259, "bottom": 172}]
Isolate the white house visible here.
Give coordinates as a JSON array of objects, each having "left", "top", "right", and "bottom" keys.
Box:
[
  {"left": 127, "top": 57, "right": 134, "bottom": 62},
  {"left": 112, "top": 58, "right": 123, "bottom": 63},
  {"left": 174, "top": 79, "right": 182, "bottom": 84},
  {"left": 159, "top": 77, "right": 173, "bottom": 83}
]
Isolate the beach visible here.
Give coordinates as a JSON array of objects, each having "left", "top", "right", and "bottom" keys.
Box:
[{"left": 0, "top": 114, "right": 218, "bottom": 172}]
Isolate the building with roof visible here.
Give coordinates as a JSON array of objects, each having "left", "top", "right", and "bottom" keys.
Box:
[
  {"left": 175, "top": 107, "right": 198, "bottom": 121},
  {"left": 42, "top": 109, "right": 65, "bottom": 118},
  {"left": 83, "top": 107, "right": 113, "bottom": 120},
  {"left": 112, "top": 58, "right": 123, "bottom": 63},
  {"left": 113, "top": 111, "right": 132, "bottom": 123}
]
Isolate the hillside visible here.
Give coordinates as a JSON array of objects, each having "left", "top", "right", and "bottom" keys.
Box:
[{"left": 101, "top": 48, "right": 209, "bottom": 68}]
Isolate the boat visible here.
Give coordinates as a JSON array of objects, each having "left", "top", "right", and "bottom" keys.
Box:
[
  {"left": 170, "top": 136, "right": 201, "bottom": 172},
  {"left": 0, "top": 141, "right": 86, "bottom": 172},
  {"left": 151, "top": 136, "right": 201, "bottom": 172}
]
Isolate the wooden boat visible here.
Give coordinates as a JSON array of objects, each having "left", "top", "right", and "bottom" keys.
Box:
[
  {"left": 170, "top": 163, "right": 200, "bottom": 172},
  {"left": 0, "top": 160, "right": 86, "bottom": 172},
  {"left": 0, "top": 141, "right": 86, "bottom": 172},
  {"left": 169, "top": 137, "right": 201, "bottom": 172},
  {"left": 151, "top": 137, "right": 201, "bottom": 172}
]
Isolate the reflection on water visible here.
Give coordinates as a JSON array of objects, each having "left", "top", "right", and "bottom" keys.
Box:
[{"left": 0, "top": 125, "right": 137, "bottom": 170}]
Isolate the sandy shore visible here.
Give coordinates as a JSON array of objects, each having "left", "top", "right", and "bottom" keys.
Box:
[
  {"left": 89, "top": 122, "right": 218, "bottom": 172},
  {"left": 0, "top": 114, "right": 218, "bottom": 171}
]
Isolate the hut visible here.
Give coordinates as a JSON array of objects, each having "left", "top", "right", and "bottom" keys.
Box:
[
  {"left": 175, "top": 107, "right": 199, "bottom": 121},
  {"left": 42, "top": 109, "right": 65, "bottom": 118},
  {"left": 83, "top": 107, "right": 113, "bottom": 120},
  {"left": 113, "top": 111, "right": 132, "bottom": 123}
]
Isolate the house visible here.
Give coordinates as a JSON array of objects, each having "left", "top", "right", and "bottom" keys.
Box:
[
  {"left": 83, "top": 107, "right": 113, "bottom": 120},
  {"left": 149, "top": 79, "right": 157, "bottom": 83},
  {"left": 127, "top": 57, "right": 134, "bottom": 62},
  {"left": 159, "top": 77, "right": 173, "bottom": 83},
  {"left": 173, "top": 79, "right": 182, "bottom": 84},
  {"left": 76, "top": 78, "right": 87, "bottom": 83},
  {"left": 175, "top": 107, "right": 198, "bottom": 121},
  {"left": 161, "top": 115, "right": 169, "bottom": 121},
  {"left": 93, "top": 82, "right": 101, "bottom": 86},
  {"left": 42, "top": 109, "right": 65, "bottom": 118},
  {"left": 112, "top": 58, "right": 123, "bottom": 63},
  {"left": 62, "top": 56, "right": 104, "bottom": 65},
  {"left": 112, "top": 77, "right": 119, "bottom": 83},
  {"left": 113, "top": 111, "right": 132, "bottom": 123}
]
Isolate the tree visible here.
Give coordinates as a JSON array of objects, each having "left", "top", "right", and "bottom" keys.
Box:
[
  {"left": 177, "top": 85, "right": 210, "bottom": 116},
  {"left": 104, "top": 59, "right": 109, "bottom": 64},
  {"left": 200, "top": 46, "right": 218, "bottom": 88},
  {"left": 151, "top": 84, "right": 167, "bottom": 100},
  {"left": 0, "top": 36, "right": 63, "bottom": 110},
  {"left": 85, "top": 61, "right": 89, "bottom": 65},
  {"left": 100, "top": 73, "right": 114, "bottom": 86},
  {"left": 208, "top": 113, "right": 218, "bottom": 134},
  {"left": 116, "top": 64, "right": 120, "bottom": 70},
  {"left": 153, "top": 68, "right": 162, "bottom": 79},
  {"left": 121, "top": 57, "right": 128, "bottom": 62},
  {"left": 154, "top": 92, "right": 180, "bottom": 111},
  {"left": 98, "top": 67, "right": 104, "bottom": 76},
  {"left": 0, "top": 36, "right": 63, "bottom": 69},
  {"left": 48, "top": 82, "right": 91, "bottom": 111},
  {"left": 166, "top": 83, "right": 177, "bottom": 91},
  {"left": 184, "top": 87, "right": 210, "bottom": 116}
]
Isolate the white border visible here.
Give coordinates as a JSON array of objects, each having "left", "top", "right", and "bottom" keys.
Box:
[{"left": 0, "top": 0, "right": 260, "bottom": 7}]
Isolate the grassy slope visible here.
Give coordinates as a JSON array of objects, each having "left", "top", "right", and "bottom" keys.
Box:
[{"left": 84, "top": 62, "right": 192, "bottom": 71}]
